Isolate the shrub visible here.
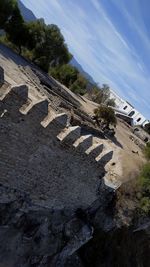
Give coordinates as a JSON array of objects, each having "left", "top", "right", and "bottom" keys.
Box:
[
  {"left": 144, "top": 142, "right": 150, "bottom": 160},
  {"left": 94, "top": 106, "right": 117, "bottom": 127},
  {"left": 138, "top": 163, "right": 150, "bottom": 194},
  {"left": 140, "top": 197, "right": 150, "bottom": 214},
  {"left": 138, "top": 163, "right": 150, "bottom": 214}
]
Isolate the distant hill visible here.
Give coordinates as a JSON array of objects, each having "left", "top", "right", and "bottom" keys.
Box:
[
  {"left": 18, "top": 0, "right": 36, "bottom": 22},
  {"left": 70, "top": 57, "right": 96, "bottom": 85}
]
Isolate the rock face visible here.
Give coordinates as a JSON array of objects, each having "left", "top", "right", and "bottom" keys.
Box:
[
  {"left": 79, "top": 223, "right": 150, "bottom": 267},
  {"left": 0, "top": 183, "right": 149, "bottom": 267},
  {"left": 0, "top": 184, "right": 93, "bottom": 267}
]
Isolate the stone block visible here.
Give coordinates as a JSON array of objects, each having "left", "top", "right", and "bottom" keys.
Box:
[
  {"left": 74, "top": 135, "right": 93, "bottom": 152},
  {"left": 57, "top": 126, "right": 81, "bottom": 144},
  {"left": 87, "top": 144, "right": 104, "bottom": 158},
  {"left": 99, "top": 151, "right": 113, "bottom": 166}
]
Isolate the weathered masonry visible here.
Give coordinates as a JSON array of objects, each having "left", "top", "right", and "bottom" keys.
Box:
[{"left": 0, "top": 67, "right": 116, "bottom": 210}]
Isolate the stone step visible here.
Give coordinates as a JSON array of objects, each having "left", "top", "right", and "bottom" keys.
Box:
[
  {"left": 73, "top": 135, "right": 93, "bottom": 152},
  {"left": 0, "top": 82, "right": 11, "bottom": 100},
  {"left": 57, "top": 126, "right": 81, "bottom": 143},
  {"left": 19, "top": 99, "right": 33, "bottom": 115},
  {"left": 26, "top": 99, "right": 49, "bottom": 123},
  {"left": 41, "top": 112, "right": 69, "bottom": 128},
  {"left": 2, "top": 85, "right": 28, "bottom": 111},
  {"left": 96, "top": 150, "right": 113, "bottom": 166},
  {"left": 86, "top": 143, "right": 104, "bottom": 158}
]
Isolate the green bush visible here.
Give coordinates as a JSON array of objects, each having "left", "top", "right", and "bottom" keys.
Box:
[
  {"left": 49, "top": 64, "right": 78, "bottom": 88},
  {"left": 140, "top": 197, "right": 150, "bottom": 214},
  {"left": 70, "top": 74, "right": 87, "bottom": 95},
  {"left": 94, "top": 106, "right": 117, "bottom": 127},
  {"left": 138, "top": 163, "right": 150, "bottom": 214},
  {"left": 89, "top": 84, "right": 115, "bottom": 106},
  {"left": 144, "top": 142, "right": 150, "bottom": 160},
  {"left": 138, "top": 163, "right": 150, "bottom": 193}
]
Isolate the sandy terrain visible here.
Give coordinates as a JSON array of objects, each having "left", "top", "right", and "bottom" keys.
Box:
[{"left": 80, "top": 96, "right": 145, "bottom": 184}]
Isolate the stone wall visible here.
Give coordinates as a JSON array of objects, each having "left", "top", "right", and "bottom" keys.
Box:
[{"left": 0, "top": 84, "right": 108, "bottom": 210}]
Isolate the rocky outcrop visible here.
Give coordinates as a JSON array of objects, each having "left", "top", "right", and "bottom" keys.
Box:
[
  {"left": 79, "top": 221, "right": 150, "bottom": 267},
  {"left": 0, "top": 184, "right": 97, "bottom": 267},
  {"left": 0, "top": 181, "right": 149, "bottom": 267}
]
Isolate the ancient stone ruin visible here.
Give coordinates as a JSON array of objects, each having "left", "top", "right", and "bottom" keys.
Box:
[
  {"left": 0, "top": 64, "right": 120, "bottom": 209},
  {"left": 0, "top": 65, "right": 121, "bottom": 266}
]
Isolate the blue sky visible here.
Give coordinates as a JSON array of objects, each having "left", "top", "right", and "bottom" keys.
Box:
[{"left": 22, "top": 0, "right": 150, "bottom": 118}]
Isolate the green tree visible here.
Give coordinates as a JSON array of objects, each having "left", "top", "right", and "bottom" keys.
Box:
[
  {"left": 49, "top": 64, "right": 79, "bottom": 88},
  {"left": 50, "top": 66, "right": 88, "bottom": 95},
  {"left": 94, "top": 106, "right": 117, "bottom": 127},
  {"left": 89, "top": 85, "right": 101, "bottom": 101},
  {"left": 90, "top": 83, "right": 113, "bottom": 105},
  {"left": 27, "top": 20, "right": 72, "bottom": 71},
  {"left": 139, "top": 197, "right": 150, "bottom": 214},
  {"left": 0, "top": 0, "right": 17, "bottom": 29},
  {"left": 5, "top": 5, "right": 28, "bottom": 54},
  {"left": 100, "top": 84, "right": 110, "bottom": 103},
  {"left": 70, "top": 74, "right": 88, "bottom": 95}
]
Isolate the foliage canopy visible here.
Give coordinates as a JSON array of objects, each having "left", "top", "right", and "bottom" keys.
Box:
[
  {"left": 49, "top": 64, "right": 79, "bottom": 88},
  {"left": 0, "top": 0, "right": 17, "bottom": 28},
  {"left": 26, "top": 20, "right": 72, "bottom": 71}
]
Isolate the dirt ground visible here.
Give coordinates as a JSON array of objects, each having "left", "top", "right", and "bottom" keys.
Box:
[{"left": 80, "top": 95, "right": 145, "bottom": 183}]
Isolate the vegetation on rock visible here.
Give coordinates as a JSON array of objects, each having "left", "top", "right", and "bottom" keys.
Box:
[
  {"left": 138, "top": 163, "right": 150, "bottom": 215},
  {"left": 137, "top": 143, "right": 150, "bottom": 215}
]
